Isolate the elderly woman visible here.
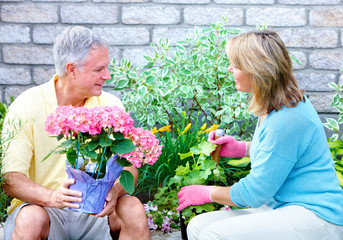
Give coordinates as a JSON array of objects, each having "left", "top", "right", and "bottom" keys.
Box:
[{"left": 177, "top": 30, "right": 343, "bottom": 240}]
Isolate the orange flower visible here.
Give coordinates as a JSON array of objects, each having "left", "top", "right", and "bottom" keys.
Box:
[
  {"left": 200, "top": 123, "right": 207, "bottom": 132},
  {"left": 180, "top": 123, "right": 192, "bottom": 135},
  {"left": 158, "top": 125, "right": 171, "bottom": 132},
  {"left": 203, "top": 124, "right": 219, "bottom": 133},
  {"left": 151, "top": 127, "right": 158, "bottom": 134}
]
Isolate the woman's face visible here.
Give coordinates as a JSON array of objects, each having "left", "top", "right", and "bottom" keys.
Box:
[{"left": 228, "top": 64, "right": 253, "bottom": 93}]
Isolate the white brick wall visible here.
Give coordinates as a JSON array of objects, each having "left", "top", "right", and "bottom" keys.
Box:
[{"left": 0, "top": 0, "right": 342, "bottom": 115}]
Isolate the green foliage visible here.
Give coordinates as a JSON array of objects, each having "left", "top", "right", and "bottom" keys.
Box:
[
  {"left": 136, "top": 114, "right": 208, "bottom": 195},
  {"left": 108, "top": 18, "right": 256, "bottom": 140},
  {"left": 0, "top": 102, "right": 12, "bottom": 222},
  {"left": 323, "top": 82, "right": 343, "bottom": 187},
  {"left": 153, "top": 139, "right": 250, "bottom": 224}
]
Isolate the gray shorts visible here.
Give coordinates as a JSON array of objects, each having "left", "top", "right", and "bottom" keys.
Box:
[{"left": 4, "top": 203, "right": 112, "bottom": 240}]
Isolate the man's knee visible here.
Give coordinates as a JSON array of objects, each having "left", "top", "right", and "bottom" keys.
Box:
[
  {"left": 14, "top": 205, "right": 50, "bottom": 238},
  {"left": 109, "top": 196, "right": 149, "bottom": 238}
]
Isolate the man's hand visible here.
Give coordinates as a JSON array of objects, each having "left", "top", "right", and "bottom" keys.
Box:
[
  {"left": 94, "top": 182, "right": 120, "bottom": 217},
  {"left": 50, "top": 179, "right": 82, "bottom": 209}
]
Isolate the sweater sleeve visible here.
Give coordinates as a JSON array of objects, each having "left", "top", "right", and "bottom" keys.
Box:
[{"left": 230, "top": 150, "right": 296, "bottom": 208}]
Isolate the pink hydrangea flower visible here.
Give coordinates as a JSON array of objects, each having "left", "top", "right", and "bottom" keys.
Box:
[
  {"left": 120, "top": 127, "right": 162, "bottom": 168},
  {"left": 45, "top": 105, "right": 162, "bottom": 168}
]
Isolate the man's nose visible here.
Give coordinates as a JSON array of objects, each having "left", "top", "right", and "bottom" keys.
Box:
[{"left": 102, "top": 67, "right": 111, "bottom": 80}]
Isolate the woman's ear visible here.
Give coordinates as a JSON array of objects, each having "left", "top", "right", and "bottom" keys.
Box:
[{"left": 66, "top": 62, "right": 76, "bottom": 78}]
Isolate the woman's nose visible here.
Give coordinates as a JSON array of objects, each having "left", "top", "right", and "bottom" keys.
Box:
[{"left": 228, "top": 64, "right": 233, "bottom": 72}]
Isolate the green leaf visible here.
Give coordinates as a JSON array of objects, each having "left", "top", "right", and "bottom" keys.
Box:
[
  {"left": 66, "top": 148, "right": 77, "bottom": 165},
  {"left": 100, "top": 138, "right": 112, "bottom": 148},
  {"left": 193, "top": 203, "right": 215, "bottom": 213},
  {"left": 179, "top": 151, "right": 194, "bottom": 160},
  {"left": 80, "top": 147, "right": 97, "bottom": 160},
  {"left": 137, "top": 85, "right": 147, "bottom": 97},
  {"left": 116, "top": 79, "right": 129, "bottom": 89},
  {"left": 111, "top": 139, "right": 135, "bottom": 154},
  {"left": 87, "top": 140, "right": 99, "bottom": 151},
  {"left": 116, "top": 157, "right": 132, "bottom": 167},
  {"left": 146, "top": 75, "right": 156, "bottom": 84},
  {"left": 120, "top": 170, "right": 135, "bottom": 194},
  {"left": 175, "top": 162, "right": 191, "bottom": 176},
  {"left": 61, "top": 139, "right": 74, "bottom": 149},
  {"left": 190, "top": 141, "right": 216, "bottom": 156},
  {"left": 227, "top": 157, "right": 251, "bottom": 167}
]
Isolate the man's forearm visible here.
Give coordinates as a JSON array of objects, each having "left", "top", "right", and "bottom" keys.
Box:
[{"left": 2, "top": 172, "right": 54, "bottom": 207}]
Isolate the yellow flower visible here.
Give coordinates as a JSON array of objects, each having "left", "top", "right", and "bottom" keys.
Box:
[
  {"left": 200, "top": 123, "right": 207, "bottom": 131},
  {"left": 158, "top": 125, "right": 171, "bottom": 132},
  {"left": 203, "top": 124, "right": 219, "bottom": 133},
  {"left": 180, "top": 123, "right": 192, "bottom": 135},
  {"left": 151, "top": 127, "right": 158, "bottom": 134}
]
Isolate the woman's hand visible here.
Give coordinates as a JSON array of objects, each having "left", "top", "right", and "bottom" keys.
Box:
[
  {"left": 208, "top": 131, "right": 247, "bottom": 158},
  {"left": 177, "top": 185, "right": 213, "bottom": 211}
]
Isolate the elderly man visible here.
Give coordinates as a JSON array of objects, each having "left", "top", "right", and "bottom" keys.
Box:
[{"left": 2, "top": 26, "right": 150, "bottom": 240}]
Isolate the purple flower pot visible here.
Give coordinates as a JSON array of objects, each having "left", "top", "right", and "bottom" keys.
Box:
[{"left": 66, "top": 155, "right": 123, "bottom": 214}]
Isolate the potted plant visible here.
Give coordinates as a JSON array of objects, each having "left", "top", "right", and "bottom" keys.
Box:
[{"left": 44, "top": 105, "right": 162, "bottom": 213}]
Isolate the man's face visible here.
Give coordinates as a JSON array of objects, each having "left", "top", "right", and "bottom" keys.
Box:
[{"left": 74, "top": 46, "right": 111, "bottom": 98}]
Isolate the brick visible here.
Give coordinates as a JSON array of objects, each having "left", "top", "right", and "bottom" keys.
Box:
[
  {"left": 279, "top": 0, "right": 340, "bottom": 4},
  {"left": 310, "top": 8, "right": 343, "bottom": 27},
  {"left": 184, "top": 7, "right": 243, "bottom": 25},
  {"left": 94, "top": 0, "right": 147, "bottom": 2},
  {"left": 214, "top": 0, "right": 273, "bottom": 3},
  {"left": 278, "top": 29, "right": 338, "bottom": 48},
  {"left": 0, "top": 67, "right": 31, "bottom": 84},
  {"left": 308, "top": 93, "right": 336, "bottom": 113},
  {"left": 122, "top": 6, "right": 180, "bottom": 24},
  {"left": 33, "top": 26, "right": 66, "bottom": 44},
  {"left": 1, "top": 4, "right": 58, "bottom": 23},
  {"left": 5, "top": 86, "right": 32, "bottom": 103},
  {"left": 93, "top": 27, "right": 150, "bottom": 45},
  {"left": 108, "top": 47, "right": 120, "bottom": 65},
  {"left": 309, "top": 50, "right": 343, "bottom": 70},
  {"left": 3, "top": 46, "right": 54, "bottom": 65},
  {"left": 33, "top": 67, "right": 55, "bottom": 85},
  {"left": 61, "top": 6, "right": 119, "bottom": 24},
  {"left": 0, "top": 25, "right": 30, "bottom": 43},
  {"left": 246, "top": 7, "right": 306, "bottom": 27},
  {"left": 295, "top": 72, "right": 336, "bottom": 92},
  {"left": 289, "top": 51, "right": 306, "bottom": 70},
  {"left": 152, "top": 0, "right": 210, "bottom": 3},
  {"left": 122, "top": 48, "right": 155, "bottom": 66},
  {"left": 153, "top": 27, "right": 194, "bottom": 44},
  {"left": 33, "top": 0, "right": 86, "bottom": 2}
]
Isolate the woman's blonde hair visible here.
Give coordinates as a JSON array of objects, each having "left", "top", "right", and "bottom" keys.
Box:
[{"left": 226, "top": 30, "right": 304, "bottom": 116}]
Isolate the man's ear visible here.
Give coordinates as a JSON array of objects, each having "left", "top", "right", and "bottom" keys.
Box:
[{"left": 66, "top": 62, "right": 76, "bottom": 78}]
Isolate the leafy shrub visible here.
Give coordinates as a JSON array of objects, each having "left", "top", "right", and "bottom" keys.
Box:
[
  {"left": 0, "top": 102, "right": 11, "bottom": 222},
  {"left": 324, "top": 82, "right": 343, "bottom": 187},
  {"left": 108, "top": 18, "right": 256, "bottom": 140},
  {"left": 153, "top": 139, "right": 250, "bottom": 225},
  {"left": 109, "top": 19, "right": 257, "bottom": 201}
]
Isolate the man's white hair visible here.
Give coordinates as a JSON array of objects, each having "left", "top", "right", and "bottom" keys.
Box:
[{"left": 53, "top": 26, "right": 107, "bottom": 77}]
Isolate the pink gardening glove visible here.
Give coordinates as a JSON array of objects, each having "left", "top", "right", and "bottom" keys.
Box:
[
  {"left": 177, "top": 185, "right": 213, "bottom": 211},
  {"left": 208, "top": 131, "right": 246, "bottom": 158}
]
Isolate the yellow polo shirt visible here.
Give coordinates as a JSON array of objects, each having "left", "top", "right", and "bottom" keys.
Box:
[{"left": 1, "top": 75, "right": 124, "bottom": 213}]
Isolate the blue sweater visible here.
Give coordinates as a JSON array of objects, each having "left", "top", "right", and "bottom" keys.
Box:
[{"left": 230, "top": 97, "right": 343, "bottom": 225}]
